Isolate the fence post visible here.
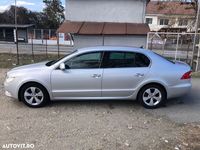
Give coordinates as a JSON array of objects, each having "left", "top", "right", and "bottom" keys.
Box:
[
  {"left": 31, "top": 34, "right": 34, "bottom": 62},
  {"left": 57, "top": 33, "right": 60, "bottom": 58},
  {"left": 49, "top": 29, "right": 51, "bottom": 40},
  {"left": 196, "top": 48, "right": 200, "bottom": 71},
  {"left": 33, "top": 29, "right": 35, "bottom": 39},
  {"left": 41, "top": 29, "right": 44, "bottom": 44},
  {"left": 146, "top": 32, "right": 149, "bottom": 49},
  {"left": 162, "top": 39, "right": 165, "bottom": 56},
  {"left": 46, "top": 38, "right": 48, "bottom": 59},
  {"left": 14, "top": 29, "right": 19, "bottom": 65},
  {"left": 175, "top": 33, "right": 180, "bottom": 61},
  {"left": 196, "top": 39, "right": 200, "bottom": 71}
]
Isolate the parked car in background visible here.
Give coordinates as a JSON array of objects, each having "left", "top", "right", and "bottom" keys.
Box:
[{"left": 4, "top": 46, "right": 192, "bottom": 109}]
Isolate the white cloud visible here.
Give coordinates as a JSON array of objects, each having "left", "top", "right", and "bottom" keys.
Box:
[
  {"left": 16, "top": 1, "right": 35, "bottom": 6},
  {"left": 0, "top": 5, "right": 10, "bottom": 13},
  {"left": 0, "top": 1, "right": 35, "bottom": 13}
]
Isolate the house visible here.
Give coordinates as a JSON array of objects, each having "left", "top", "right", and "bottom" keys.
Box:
[
  {"left": 0, "top": 24, "right": 33, "bottom": 42},
  {"left": 57, "top": 0, "right": 150, "bottom": 49},
  {"left": 145, "top": 1, "right": 196, "bottom": 32}
]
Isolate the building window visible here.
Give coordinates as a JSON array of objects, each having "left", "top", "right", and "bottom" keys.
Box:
[
  {"left": 146, "top": 18, "right": 153, "bottom": 24},
  {"left": 159, "top": 19, "right": 169, "bottom": 25},
  {"left": 178, "top": 19, "right": 188, "bottom": 26}
]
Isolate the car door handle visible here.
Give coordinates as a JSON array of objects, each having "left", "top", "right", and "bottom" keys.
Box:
[
  {"left": 91, "top": 74, "right": 101, "bottom": 78},
  {"left": 135, "top": 73, "right": 144, "bottom": 77}
]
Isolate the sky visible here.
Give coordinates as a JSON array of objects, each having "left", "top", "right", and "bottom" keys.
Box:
[{"left": 0, "top": 0, "right": 65, "bottom": 13}]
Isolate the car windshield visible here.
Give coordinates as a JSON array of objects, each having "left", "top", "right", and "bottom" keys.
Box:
[{"left": 46, "top": 50, "right": 77, "bottom": 66}]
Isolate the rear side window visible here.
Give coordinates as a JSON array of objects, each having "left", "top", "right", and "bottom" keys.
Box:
[
  {"left": 135, "top": 53, "right": 151, "bottom": 67},
  {"left": 103, "top": 51, "right": 150, "bottom": 68}
]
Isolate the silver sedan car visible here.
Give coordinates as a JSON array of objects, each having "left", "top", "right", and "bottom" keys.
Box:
[{"left": 4, "top": 46, "right": 192, "bottom": 109}]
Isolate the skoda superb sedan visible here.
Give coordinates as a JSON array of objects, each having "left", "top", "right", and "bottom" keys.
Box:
[{"left": 4, "top": 46, "right": 192, "bottom": 109}]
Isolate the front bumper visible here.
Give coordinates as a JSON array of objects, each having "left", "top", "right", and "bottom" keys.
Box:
[
  {"left": 5, "top": 90, "right": 12, "bottom": 97},
  {"left": 4, "top": 80, "right": 18, "bottom": 99}
]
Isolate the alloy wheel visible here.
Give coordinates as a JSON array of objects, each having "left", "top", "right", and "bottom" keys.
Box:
[
  {"left": 24, "top": 87, "right": 44, "bottom": 106},
  {"left": 142, "top": 88, "right": 162, "bottom": 106}
]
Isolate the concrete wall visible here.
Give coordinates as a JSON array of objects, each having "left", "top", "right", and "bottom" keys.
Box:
[
  {"left": 104, "top": 35, "right": 147, "bottom": 48},
  {"left": 73, "top": 35, "right": 147, "bottom": 49},
  {"left": 65, "top": 0, "right": 146, "bottom": 23},
  {"left": 73, "top": 35, "right": 104, "bottom": 49}
]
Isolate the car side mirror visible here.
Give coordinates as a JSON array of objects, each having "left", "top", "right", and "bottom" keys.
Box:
[
  {"left": 59, "top": 63, "right": 70, "bottom": 70},
  {"left": 59, "top": 63, "right": 65, "bottom": 70}
]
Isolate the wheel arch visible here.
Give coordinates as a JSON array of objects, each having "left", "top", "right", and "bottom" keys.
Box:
[
  {"left": 136, "top": 82, "right": 167, "bottom": 100},
  {"left": 18, "top": 81, "right": 50, "bottom": 101}
]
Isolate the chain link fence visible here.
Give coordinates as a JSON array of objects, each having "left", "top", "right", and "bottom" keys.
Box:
[
  {"left": 0, "top": 29, "right": 74, "bottom": 68},
  {"left": 1, "top": 30, "right": 200, "bottom": 71},
  {"left": 147, "top": 32, "right": 200, "bottom": 71}
]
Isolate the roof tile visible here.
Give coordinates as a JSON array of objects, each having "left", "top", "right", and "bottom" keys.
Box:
[
  {"left": 57, "top": 21, "right": 150, "bottom": 35},
  {"left": 146, "top": 1, "right": 196, "bottom": 15}
]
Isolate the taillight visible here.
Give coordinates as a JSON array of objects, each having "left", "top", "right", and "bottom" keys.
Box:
[{"left": 181, "top": 71, "right": 192, "bottom": 80}]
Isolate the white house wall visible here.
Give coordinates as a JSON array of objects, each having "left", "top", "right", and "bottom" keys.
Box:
[
  {"left": 73, "top": 35, "right": 104, "bottom": 49},
  {"left": 104, "top": 35, "right": 147, "bottom": 48},
  {"left": 145, "top": 14, "right": 195, "bottom": 32},
  {"left": 73, "top": 35, "right": 147, "bottom": 49},
  {"left": 65, "top": 0, "right": 146, "bottom": 23}
]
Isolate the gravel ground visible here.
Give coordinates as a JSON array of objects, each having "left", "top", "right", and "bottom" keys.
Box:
[{"left": 0, "top": 69, "right": 199, "bottom": 150}]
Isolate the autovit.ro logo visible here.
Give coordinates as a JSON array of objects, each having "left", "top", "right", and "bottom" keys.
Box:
[{"left": 2, "top": 143, "right": 34, "bottom": 149}]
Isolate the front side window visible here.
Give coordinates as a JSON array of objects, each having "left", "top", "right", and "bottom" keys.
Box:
[
  {"left": 65, "top": 52, "right": 102, "bottom": 69},
  {"left": 103, "top": 52, "right": 150, "bottom": 68}
]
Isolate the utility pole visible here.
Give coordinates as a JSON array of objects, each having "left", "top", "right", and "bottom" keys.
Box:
[
  {"left": 191, "top": 0, "right": 200, "bottom": 71},
  {"left": 15, "top": 0, "right": 19, "bottom": 64}
]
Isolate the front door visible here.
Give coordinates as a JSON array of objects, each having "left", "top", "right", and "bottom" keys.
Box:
[{"left": 51, "top": 51, "right": 103, "bottom": 99}]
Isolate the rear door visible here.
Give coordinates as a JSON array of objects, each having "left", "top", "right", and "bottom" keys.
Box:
[{"left": 101, "top": 51, "right": 150, "bottom": 97}]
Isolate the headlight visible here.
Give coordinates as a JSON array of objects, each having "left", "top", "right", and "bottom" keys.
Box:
[{"left": 5, "top": 76, "right": 15, "bottom": 83}]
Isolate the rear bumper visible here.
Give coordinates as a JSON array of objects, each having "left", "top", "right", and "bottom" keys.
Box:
[{"left": 167, "top": 82, "right": 192, "bottom": 99}]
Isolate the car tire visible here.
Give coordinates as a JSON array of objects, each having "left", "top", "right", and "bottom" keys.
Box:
[
  {"left": 138, "top": 84, "right": 166, "bottom": 109},
  {"left": 19, "top": 83, "right": 49, "bottom": 108}
]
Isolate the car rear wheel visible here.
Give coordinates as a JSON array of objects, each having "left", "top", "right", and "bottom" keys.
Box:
[
  {"left": 19, "top": 83, "right": 49, "bottom": 108},
  {"left": 138, "top": 84, "right": 166, "bottom": 109}
]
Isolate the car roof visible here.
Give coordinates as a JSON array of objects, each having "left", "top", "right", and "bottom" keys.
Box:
[{"left": 77, "top": 46, "right": 152, "bottom": 54}]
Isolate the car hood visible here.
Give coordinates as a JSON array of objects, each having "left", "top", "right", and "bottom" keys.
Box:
[{"left": 7, "top": 61, "right": 49, "bottom": 76}]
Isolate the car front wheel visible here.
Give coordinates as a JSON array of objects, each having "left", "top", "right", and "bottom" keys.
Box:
[
  {"left": 138, "top": 84, "right": 166, "bottom": 109},
  {"left": 19, "top": 83, "right": 49, "bottom": 108}
]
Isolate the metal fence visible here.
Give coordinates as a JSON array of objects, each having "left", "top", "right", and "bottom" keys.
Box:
[
  {"left": 0, "top": 29, "right": 74, "bottom": 67},
  {"left": 1, "top": 30, "right": 200, "bottom": 71},
  {"left": 146, "top": 32, "right": 200, "bottom": 71}
]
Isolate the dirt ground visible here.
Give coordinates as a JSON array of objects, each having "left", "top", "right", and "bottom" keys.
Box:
[{"left": 0, "top": 69, "right": 199, "bottom": 150}]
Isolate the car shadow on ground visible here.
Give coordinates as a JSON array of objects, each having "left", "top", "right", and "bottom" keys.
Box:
[
  {"left": 46, "top": 98, "right": 182, "bottom": 110},
  {"left": 47, "top": 99, "right": 141, "bottom": 109}
]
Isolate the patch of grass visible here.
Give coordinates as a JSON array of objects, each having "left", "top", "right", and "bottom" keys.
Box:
[
  {"left": 0, "top": 53, "right": 64, "bottom": 68},
  {"left": 192, "top": 72, "right": 200, "bottom": 78}
]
